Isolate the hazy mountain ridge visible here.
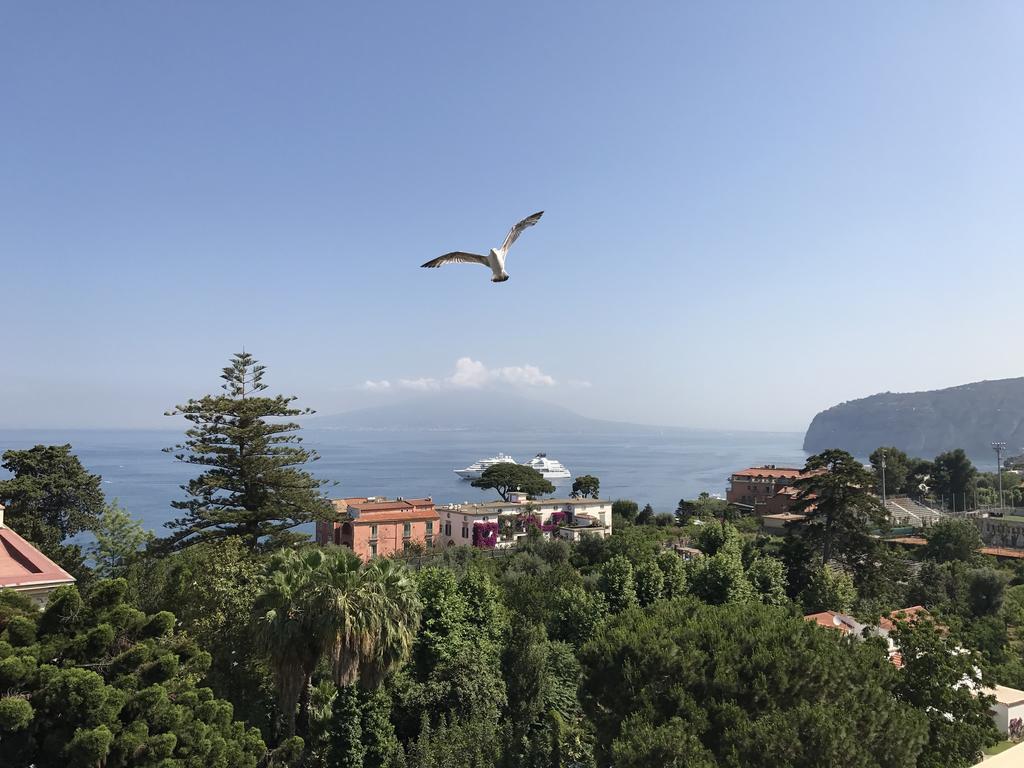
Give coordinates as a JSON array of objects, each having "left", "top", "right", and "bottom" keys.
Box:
[
  {"left": 311, "top": 390, "right": 680, "bottom": 434},
  {"left": 803, "top": 377, "right": 1024, "bottom": 459}
]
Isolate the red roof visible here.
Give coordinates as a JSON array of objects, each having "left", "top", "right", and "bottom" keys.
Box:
[
  {"left": 0, "top": 525, "right": 75, "bottom": 590},
  {"left": 878, "top": 606, "right": 930, "bottom": 633},
  {"left": 733, "top": 466, "right": 805, "bottom": 480},
  {"left": 330, "top": 497, "right": 439, "bottom": 524},
  {"left": 980, "top": 546, "right": 1024, "bottom": 560},
  {"left": 804, "top": 611, "right": 858, "bottom": 634}
]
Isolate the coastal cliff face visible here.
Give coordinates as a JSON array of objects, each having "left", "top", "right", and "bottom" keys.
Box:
[{"left": 803, "top": 378, "right": 1024, "bottom": 459}]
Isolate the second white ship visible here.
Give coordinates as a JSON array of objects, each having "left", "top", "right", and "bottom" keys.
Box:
[{"left": 520, "top": 453, "right": 572, "bottom": 481}]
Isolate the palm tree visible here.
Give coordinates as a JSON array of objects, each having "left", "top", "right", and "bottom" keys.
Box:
[
  {"left": 315, "top": 550, "right": 422, "bottom": 690},
  {"left": 357, "top": 557, "right": 421, "bottom": 689},
  {"left": 253, "top": 548, "right": 326, "bottom": 739},
  {"left": 254, "top": 547, "right": 423, "bottom": 743}
]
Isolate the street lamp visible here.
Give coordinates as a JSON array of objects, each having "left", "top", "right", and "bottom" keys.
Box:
[
  {"left": 993, "top": 442, "right": 1007, "bottom": 510},
  {"left": 880, "top": 449, "right": 887, "bottom": 506}
]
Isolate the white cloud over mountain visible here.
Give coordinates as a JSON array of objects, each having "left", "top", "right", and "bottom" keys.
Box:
[{"left": 362, "top": 357, "right": 558, "bottom": 393}]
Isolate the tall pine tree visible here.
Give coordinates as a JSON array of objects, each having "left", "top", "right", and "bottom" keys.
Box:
[{"left": 162, "top": 352, "right": 332, "bottom": 551}]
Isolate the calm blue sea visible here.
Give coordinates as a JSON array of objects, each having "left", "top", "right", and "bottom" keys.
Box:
[{"left": 0, "top": 428, "right": 807, "bottom": 536}]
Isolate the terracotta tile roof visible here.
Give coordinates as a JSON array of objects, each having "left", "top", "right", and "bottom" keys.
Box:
[
  {"left": 0, "top": 525, "right": 75, "bottom": 590},
  {"left": 355, "top": 501, "right": 413, "bottom": 512},
  {"left": 350, "top": 508, "right": 439, "bottom": 523},
  {"left": 980, "top": 546, "right": 1024, "bottom": 559},
  {"left": 878, "top": 606, "right": 930, "bottom": 633},
  {"left": 888, "top": 536, "right": 928, "bottom": 546},
  {"left": 331, "top": 497, "right": 425, "bottom": 513},
  {"left": 329, "top": 497, "right": 438, "bottom": 524},
  {"left": 804, "top": 611, "right": 860, "bottom": 635},
  {"left": 733, "top": 466, "right": 805, "bottom": 480},
  {"left": 332, "top": 497, "right": 368, "bottom": 510}
]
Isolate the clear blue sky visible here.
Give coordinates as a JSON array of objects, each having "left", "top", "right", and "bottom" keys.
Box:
[{"left": 2, "top": 2, "right": 1022, "bottom": 431}]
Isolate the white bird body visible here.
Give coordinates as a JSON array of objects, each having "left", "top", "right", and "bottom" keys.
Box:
[
  {"left": 421, "top": 211, "right": 543, "bottom": 282},
  {"left": 486, "top": 248, "right": 508, "bottom": 282}
]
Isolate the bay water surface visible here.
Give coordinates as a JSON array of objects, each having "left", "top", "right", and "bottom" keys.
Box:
[{"left": 0, "top": 427, "right": 806, "bottom": 535}]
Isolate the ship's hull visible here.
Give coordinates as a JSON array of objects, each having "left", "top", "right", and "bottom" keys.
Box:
[{"left": 535, "top": 469, "right": 571, "bottom": 481}]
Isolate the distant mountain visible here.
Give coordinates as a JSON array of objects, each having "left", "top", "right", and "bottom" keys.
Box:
[
  {"left": 311, "top": 390, "right": 648, "bottom": 433},
  {"left": 803, "top": 377, "right": 1024, "bottom": 459}
]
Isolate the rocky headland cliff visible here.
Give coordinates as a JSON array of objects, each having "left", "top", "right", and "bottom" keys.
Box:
[{"left": 803, "top": 378, "right": 1024, "bottom": 459}]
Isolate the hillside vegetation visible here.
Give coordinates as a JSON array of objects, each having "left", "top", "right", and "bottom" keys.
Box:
[{"left": 804, "top": 378, "right": 1024, "bottom": 458}]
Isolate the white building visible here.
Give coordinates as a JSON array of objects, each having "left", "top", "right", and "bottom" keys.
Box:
[
  {"left": 437, "top": 493, "right": 612, "bottom": 549},
  {"left": 985, "top": 685, "right": 1024, "bottom": 737}
]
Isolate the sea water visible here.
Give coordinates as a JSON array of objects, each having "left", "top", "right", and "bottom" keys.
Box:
[{"left": 0, "top": 427, "right": 807, "bottom": 535}]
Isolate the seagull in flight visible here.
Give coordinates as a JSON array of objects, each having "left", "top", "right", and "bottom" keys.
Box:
[{"left": 421, "top": 211, "right": 544, "bottom": 282}]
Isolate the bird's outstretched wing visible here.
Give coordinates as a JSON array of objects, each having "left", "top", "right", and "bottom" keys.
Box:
[
  {"left": 499, "top": 211, "right": 544, "bottom": 255},
  {"left": 421, "top": 251, "right": 489, "bottom": 268}
]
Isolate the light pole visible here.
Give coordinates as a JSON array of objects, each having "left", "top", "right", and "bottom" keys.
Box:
[
  {"left": 993, "top": 442, "right": 1007, "bottom": 510},
  {"left": 880, "top": 449, "right": 887, "bottom": 506}
]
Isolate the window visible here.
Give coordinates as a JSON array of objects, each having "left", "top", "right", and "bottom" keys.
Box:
[
  {"left": 403, "top": 540, "right": 410, "bottom": 551},
  {"left": 425, "top": 535, "right": 433, "bottom": 546},
  {"left": 462, "top": 525, "right": 469, "bottom": 539},
  {"left": 369, "top": 541, "right": 377, "bottom": 557},
  {"left": 403, "top": 522, "right": 411, "bottom": 538},
  {"left": 444, "top": 522, "right": 451, "bottom": 536},
  {"left": 370, "top": 524, "right": 378, "bottom": 539},
  {"left": 426, "top": 521, "right": 434, "bottom": 534}
]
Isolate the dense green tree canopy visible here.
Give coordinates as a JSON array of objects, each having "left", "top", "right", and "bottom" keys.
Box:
[
  {"left": 793, "top": 449, "right": 887, "bottom": 565},
  {"left": 687, "top": 536, "right": 753, "bottom": 606},
  {"left": 635, "top": 503, "right": 655, "bottom": 525},
  {"left": 800, "top": 564, "right": 857, "bottom": 613},
  {"left": 923, "top": 518, "right": 983, "bottom": 563},
  {"left": 611, "top": 499, "right": 638, "bottom": 524},
  {"left": 677, "top": 492, "right": 734, "bottom": 526},
  {"left": 745, "top": 555, "right": 788, "bottom": 606},
  {"left": 132, "top": 536, "right": 274, "bottom": 733},
  {"left": 163, "top": 352, "right": 333, "bottom": 551},
  {"left": 869, "top": 446, "right": 912, "bottom": 496},
  {"left": 580, "top": 598, "right": 928, "bottom": 767},
  {"left": 596, "top": 555, "right": 638, "bottom": 613},
  {"left": 570, "top": 475, "right": 600, "bottom": 499},
  {"left": 0, "top": 580, "right": 268, "bottom": 767},
  {"left": 932, "top": 449, "right": 978, "bottom": 508},
  {"left": 890, "top": 617, "right": 997, "bottom": 767},
  {"left": 634, "top": 558, "right": 665, "bottom": 607},
  {"left": 470, "top": 463, "right": 555, "bottom": 501},
  {"left": 88, "top": 501, "right": 153, "bottom": 578},
  {"left": 0, "top": 444, "right": 104, "bottom": 553}
]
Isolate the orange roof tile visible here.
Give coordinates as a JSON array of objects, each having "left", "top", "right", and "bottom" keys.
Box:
[
  {"left": 878, "top": 606, "right": 930, "bottom": 633},
  {"left": 888, "top": 536, "right": 928, "bottom": 546},
  {"left": 980, "top": 546, "right": 1024, "bottom": 559},
  {"left": 350, "top": 508, "right": 439, "bottom": 524},
  {"left": 328, "top": 497, "right": 438, "bottom": 524},
  {"left": 804, "top": 611, "right": 858, "bottom": 634},
  {"left": 733, "top": 466, "right": 805, "bottom": 479}
]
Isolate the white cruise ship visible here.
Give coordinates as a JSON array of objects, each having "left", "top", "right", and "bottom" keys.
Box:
[
  {"left": 521, "top": 453, "right": 572, "bottom": 481},
  {"left": 454, "top": 453, "right": 518, "bottom": 480}
]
